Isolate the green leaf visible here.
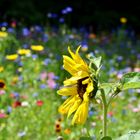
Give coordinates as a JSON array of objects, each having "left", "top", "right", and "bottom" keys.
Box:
[
  {"left": 99, "top": 83, "right": 120, "bottom": 94},
  {"left": 93, "top": 56, "right": 102, "bottom": 69},
  {"left": 101, "top": 136, "right": 112, "bottom": 140},
  {"left": 120, "top": 72, "right": 140, "bottom": 90},
  {"left": 99, "top": 83, "right": 118, "bottom": 89},
  {"left": 115, "top": 130, "right": 140, "bottom": 140},
  {"left": 88, "top": 56, "right": 102, "bottom": 69},
  {"left": 79, "top": 137, "right": 92, "bottom": 140}
]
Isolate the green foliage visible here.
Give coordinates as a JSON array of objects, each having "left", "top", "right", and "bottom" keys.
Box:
[
  {"left": 120, "top": 72, "right": 140, "bottom": 90},
  {"left": 101, "top": 136, "right": 112, "bottom": 140},
  {"left": 79, "top": 137, "right": 92, "bottom": 140},
  {"left": 115, "top": 130, "right": 140, "bottom": 140}
]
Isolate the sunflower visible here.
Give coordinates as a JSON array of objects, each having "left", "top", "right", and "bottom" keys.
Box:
[
  {"left": 57, "top": 46, "right": 95, "bottom": 125},
  {"left": 0, "top": 80, "right": 6, "bottom": 89}
]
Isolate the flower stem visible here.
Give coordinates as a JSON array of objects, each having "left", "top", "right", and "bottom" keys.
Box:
[{"left": 101, "top": 90, "right": 108, "bottom": 137}]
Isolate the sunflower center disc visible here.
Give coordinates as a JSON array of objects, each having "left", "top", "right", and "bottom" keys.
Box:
[{"left": 77, "top": 77, "right": 88, "bottom": 100}]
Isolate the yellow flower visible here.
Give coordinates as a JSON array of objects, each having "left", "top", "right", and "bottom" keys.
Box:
[
  {"left": 0, "top": 31, "right": 8, "bottom": 38},
  {"left": 0, "top": 80, "right": 6, "bottom": 89},
  {"left": 6, "top": 54, "right": 18, "bottom": 61},
  {"left": 31, "top": 45, "right": 44, "bottom": 51},
  {"left": 17, "top": 49, "right": 31, "bottom": 55},
  {"left": 57, "top": 46, "right": 94, "bottom": 125},
  {"left": 0, "top": 66, "right": 4, "bottom": 72},
  {"left": 120, "top": 17, "right": 127, "bottom": 24}
]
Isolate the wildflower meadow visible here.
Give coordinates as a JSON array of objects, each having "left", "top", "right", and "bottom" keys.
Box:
[{"left": 0, "top": 17, "right": 140, "bottom": 140}]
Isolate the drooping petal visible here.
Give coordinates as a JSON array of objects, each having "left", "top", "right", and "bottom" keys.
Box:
[
  {"left": 67, "top": 96, "right": 82, "bottom": 118},
  {"left": 72, "top": 100, "right": 89, "bottom": 125},
  {"left": 59, "top": 95, "right": 76, "bottom": 114}
]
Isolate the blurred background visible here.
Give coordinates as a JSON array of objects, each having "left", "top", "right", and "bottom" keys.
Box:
[
  {"left": 1, "top": 0, "right": 140, "bottom": 32},
  {"left": 0, "top": 0, "right": 140, "bottom": 140}
]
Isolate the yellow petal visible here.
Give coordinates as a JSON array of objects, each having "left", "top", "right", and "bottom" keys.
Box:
[
  {"left": 82, "top": 78, "right": 90, "bottom": 84},
  {"left": 83, "top": 92, "right": 89, "bottom": 102},
  {"left": 67, "top": 96, "right": 81, "bottom": 118},
  {"left": 58, "top": 95, "right": 76, "bottom": 114},
  {"left": 72, "top": 100, "right": 89, "bottom": 125},
  {"left": 86, "top": 81, "right": 94, "bottom": 93},
  {"left": 57, "top": 85, "right": 77, "bottom": 96},
  {"left": 68, "top": 46, "right": 89, "bottom": 69},
  {"left": 63, "top": 55, "right": 76, "bottom": 66},
  {"left": 63, "top": 76, "right": 79, "bottom": 86},
  {"left": 63, "top": 56, "right": 78, "bottom": 75},
  {"left": 77, "top": 71, "right": 89, "bottom": 78}
]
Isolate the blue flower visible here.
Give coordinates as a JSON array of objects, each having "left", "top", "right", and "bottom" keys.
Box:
[
  {"left": 59, "top": 18, "right": 65, "bottom": 23},
  {"left": 43, "top": 58, "right": 51, "bottom": 65},
  {"left": 22, "top": 28, "right": 30, "bottom": 36},
  {"left": 40, "top": 84, "right": 47, "bottom": 89},
  {"left": 66, "top": 7, "right": 73, "bottom": 12}
]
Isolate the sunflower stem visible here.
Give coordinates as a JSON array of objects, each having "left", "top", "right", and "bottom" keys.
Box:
[{"left": 101, "top": 89, "right": 108, "bottom": 137}]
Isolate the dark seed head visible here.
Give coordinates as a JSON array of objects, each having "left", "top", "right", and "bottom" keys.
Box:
[
  {"left": 77, "top": 77, "right": 88, "bottom": 100},
  {"left": 0, "top": 81, "right": 5, "bottom": 89}
]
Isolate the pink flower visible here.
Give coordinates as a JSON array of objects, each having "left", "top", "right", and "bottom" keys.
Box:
[
  {"left": 132, "top": 108, "right": 139, "bottom": 112},
  {"left": 47, "top": 72, "right": 55, "bottom": 79},
  {"left": 0, "top": 113, "right": 7, "bottom": 118},
  {"left": 47, "top": 79, "right": 56, "bottom": 89},
  {"left": 0, "top": 90, "right": 5, "bottom": 95},
  {"left": 134, "top": 67, "right": 140, "bottom": 72},
  {"left": 40, "top": 72, "right": 47, "bottom": 81}
]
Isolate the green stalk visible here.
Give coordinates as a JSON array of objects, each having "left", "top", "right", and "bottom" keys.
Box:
[{"left": 101, "top": 90, "right": 108, "bottom": 137}]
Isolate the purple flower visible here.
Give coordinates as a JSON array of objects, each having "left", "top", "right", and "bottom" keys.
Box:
[
  {"left": 32, "top": 93, "right": 38, "bottom": 97},
  {"left": 43, "top": 58, "right": 51, "bottom": 65},
  {"left": 22, "top": 28, "right": 30, "bottom": 36},
  {"left": 61, "top": 7, "right": 73, "bottom": 14},
  {"left": 0, "top": 22, "right": 8, "bottom": 27},
  {"left": 7, "top": 106, "right": 12, "bottom": 114},
  {"left": 40, "top": 84, "right": 47, "bottom": 89},
  {"left": 59, "top": 18, "right": 65, "bottom": 23},
  {"left": 7, "top": 27, "right": 15, "bottom": 33},
  {"left": 66, "top": 7, "right": 73, "bottom": 12},
  {"left": 61, "top": 9, "right": 67, "bottom": 14},
  {"left": 22, "top": 44, "right": 29, "bottom": 49},
  {"left": 47, "top": 13, "right": 57, "bottom": 18},
  {"left": 32, "top": 54, "right": 38, "bottom": 60}
]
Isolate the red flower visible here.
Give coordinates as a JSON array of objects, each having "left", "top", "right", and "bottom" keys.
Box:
[
  {"left": 12, "top": 101, "right": 21, "bottom": 108},
  {"left": 36, "top": 100, "right": 44, "bottom": 106}
]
